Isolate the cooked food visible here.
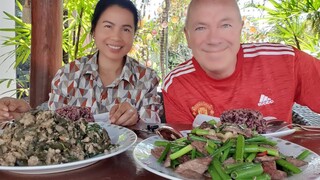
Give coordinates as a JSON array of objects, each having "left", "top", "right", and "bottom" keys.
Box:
[
  {"left": 55, "top": 106, "right": 94, "bottom": 122},
  {"left": 220, "top": 108, "right": 267, "bottom": 133},
  {"left": 0, "top": 109, "right": 114, "bottom": 166},
  {"left": 152, "top": 121, "right": 309, "bottom": 180},
  {"left": 155, "top": 126, "right": 184, "bottom": 141}
]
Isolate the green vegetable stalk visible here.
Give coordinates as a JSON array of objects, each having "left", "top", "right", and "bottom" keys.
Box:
[
  {"left": 170, "top": 144, "right": 193, "bottom": 160},
  {"left": 231, "top": 163, "right": 264, "bottom": 179}
]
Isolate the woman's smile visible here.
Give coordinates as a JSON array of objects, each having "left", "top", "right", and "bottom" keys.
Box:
[{"left": 107, "top": 44, "right": 122, "bottom": 50}]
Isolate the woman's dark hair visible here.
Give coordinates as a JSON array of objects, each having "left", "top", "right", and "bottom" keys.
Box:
[{"left": 90, "top": 0, "right": 139, "bottom": 35}]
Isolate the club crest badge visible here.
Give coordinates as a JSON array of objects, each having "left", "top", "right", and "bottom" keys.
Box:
[{"left": 191, "top": 101, "right": 214, "bottom": 116}]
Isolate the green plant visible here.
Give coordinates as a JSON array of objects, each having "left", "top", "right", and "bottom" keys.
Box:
[
  {"left": 0, "top": 1, "right": 31, "bottom": 68},
  {"left": 0, "top": 73, "right": 29, "bottom": 98},
  {"left": 130, "top": 0, "right": 191, "bottom": 81},
  {"left": 62, "top": 0, "right": 97, "bottom": 64},
  {"left": 0, "top": 0, "right": 98, "bottom": 97},
  {"left": 0, "top": 1, "right": 31, "bottom": 97},
  {"left": 253, "top": 0, "right": 320, "bottom": 58}
]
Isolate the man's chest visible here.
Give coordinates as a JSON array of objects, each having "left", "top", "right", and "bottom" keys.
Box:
[{"left": 179, "top": 79, "right": 294, "bottom": 118}]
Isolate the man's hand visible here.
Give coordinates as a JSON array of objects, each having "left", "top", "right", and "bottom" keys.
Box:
[
  {"left": 0, "top": 97, "right": 31, "bottom": 121},
  {"left": 109, "top": 102, "right": 139, "bottom": 126}
]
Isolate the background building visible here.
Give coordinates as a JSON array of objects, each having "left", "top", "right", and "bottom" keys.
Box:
[{"left": 0, "top": 0, "right": 16, "bottom": 98}]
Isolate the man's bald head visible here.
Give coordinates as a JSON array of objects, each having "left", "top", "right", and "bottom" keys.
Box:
[
  {"left": 183, "top": 0, "right": 243, "bottom": 80},
  {"left": 185, "top": 0, "right": 242, "bottom": 27}
]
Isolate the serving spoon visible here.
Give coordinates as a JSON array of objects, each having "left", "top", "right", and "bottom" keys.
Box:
[{"left": 265, "top": 119, "right": 320, "bottom": 132}]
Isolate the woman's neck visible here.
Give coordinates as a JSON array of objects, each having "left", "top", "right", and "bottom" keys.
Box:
[{"left": 97, "top": 53, "right": 125, "bottom": 86}]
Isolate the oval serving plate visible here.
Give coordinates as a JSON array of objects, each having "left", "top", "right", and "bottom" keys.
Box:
[{"left": 0, "top": 123, "right": 137, "bottom": 174}]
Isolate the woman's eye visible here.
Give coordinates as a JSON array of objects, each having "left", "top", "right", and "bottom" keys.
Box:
[
  {"left": 104, "top": 24, "right": 112, "bottom": 28},
  {"left": 124, "top": 28, "right": 132, "bottom": 32}
]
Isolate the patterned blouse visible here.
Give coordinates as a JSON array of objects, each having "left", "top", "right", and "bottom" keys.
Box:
[{"left": 48, "top": 53, "right": 163, "bottom": 123}]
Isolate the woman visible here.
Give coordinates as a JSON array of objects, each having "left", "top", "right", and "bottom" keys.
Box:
[{"left": 0, "top": 0, "right": 162, "bottom": 126}]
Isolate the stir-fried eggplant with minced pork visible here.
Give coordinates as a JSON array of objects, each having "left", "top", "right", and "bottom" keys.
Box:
[{"left": 0, "top": 110, "right": 115, "bottom": 166}]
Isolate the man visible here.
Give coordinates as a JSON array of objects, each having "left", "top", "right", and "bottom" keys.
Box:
[{"left": 162, "top": 0, "right": 320, "bottom": 124}]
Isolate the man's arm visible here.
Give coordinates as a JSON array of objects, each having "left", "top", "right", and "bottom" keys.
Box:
[{"left": 294, "top": 48, "right": 320, "bottom": 113}]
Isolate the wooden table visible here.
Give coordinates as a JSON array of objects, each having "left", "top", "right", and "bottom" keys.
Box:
[{"left": 0, "top": 124, "right": 319, "bottom": 180}]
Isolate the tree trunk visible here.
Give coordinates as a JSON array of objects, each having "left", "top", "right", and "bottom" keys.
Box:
[
  {"left": 159, "top": 0, "right": 170, "bottom": 81},
  {"left": 74, "top": 8, "right": 84, "bottom": 60}
]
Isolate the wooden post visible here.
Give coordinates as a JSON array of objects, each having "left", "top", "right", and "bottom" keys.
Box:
[{"left": 30, "top": 0, "right": 62, "bottom": 108}]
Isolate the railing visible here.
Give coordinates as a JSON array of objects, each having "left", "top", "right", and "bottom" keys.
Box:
[{"left": 292, "top": 103, "right": 320, "bottom": 126}]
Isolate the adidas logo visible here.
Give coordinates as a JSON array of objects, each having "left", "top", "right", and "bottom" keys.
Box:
[{"left": 258, "top": 94, "right": 274, "bottom": 106}]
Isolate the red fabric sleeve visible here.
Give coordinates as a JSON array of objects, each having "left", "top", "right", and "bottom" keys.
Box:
[{"left": 294, "top": 48, "right": 320, "bottom": 113}]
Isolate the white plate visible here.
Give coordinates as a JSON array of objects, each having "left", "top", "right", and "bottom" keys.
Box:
[
  {"left": 193, "top": 114, "right": 295, "bottom": 138},
  {"left": 94, "top": 112, "right": 110, "bottom": 123},
  {"left": 0, "top": 123, "right": 137, "bottom": 174},
  {"left": 133, "top": 136, "right": 320, "bottom": 180}
]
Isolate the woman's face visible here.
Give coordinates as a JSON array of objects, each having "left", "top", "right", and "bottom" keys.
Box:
[{"left": 93, "top": 5, "right": 135, "bottom": 62}]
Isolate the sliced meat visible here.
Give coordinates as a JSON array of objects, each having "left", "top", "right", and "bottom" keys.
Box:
[
  {"left": 151, "top": 146, "right": 165, "bottom": 159},
  {"left": 203, "top": 171, "right": 211, "bottom": 179},
  {"left": 163, "top": 150, "right": 171, "bottom": 168},
  {"left": 286, "top": 157, "right": 308, "bottom": 167},
  {"left": 150, "top": 147, "right": 170, "bottom": 167},
  {"left": 262, "top": 161, "right": 287, "bottom": 180},
  {"left": 178, "top": 155, "right": 191, "bottom": 164},
  {"left": 223, "top": 157, "right": 236, "bottom": 166},
  {"left": 199, "top": 122, "right": 214, "bottom": 129},
  {"left": 175, "top": 170, "right": 203, "bottom": 179},
  {"left": 223, "top": 125, "right": 253, "bottom": 138},
  {"left": 205, "top": 135, "right": 221, "bottom": 141},
  {"left": 191, "top": 141, "right": 208, "bottom": 155},
  {"left": 255, "top": 155, "right": 281, "bottom": 162},
  {"left": 175, "top": 157, "right": 212, "bottom": 179}
]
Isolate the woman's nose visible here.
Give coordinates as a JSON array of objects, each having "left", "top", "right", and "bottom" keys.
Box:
[{"left": 110, "top": 29, "right": 121, "bottom": 40}]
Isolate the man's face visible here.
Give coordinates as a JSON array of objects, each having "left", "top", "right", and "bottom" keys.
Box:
[{"left": 184, "top": 0, "right": 243, "bottom": 79}]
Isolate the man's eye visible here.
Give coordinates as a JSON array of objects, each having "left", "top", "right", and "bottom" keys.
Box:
[
  {"left": 221, "top": 24, "right": 232, "bottom": 28},
  {"left": 104, "top": 25, "right": 112, "bottom": 28},
  {"left": 195, "top": 27, "right": 205, "bottom": 31}
]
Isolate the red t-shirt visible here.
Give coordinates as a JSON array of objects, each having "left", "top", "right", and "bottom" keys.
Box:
[{"left": 162, "top": 43, "right": 320, "bottom": 124}]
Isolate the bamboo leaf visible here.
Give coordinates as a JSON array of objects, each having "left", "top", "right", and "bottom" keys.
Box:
[{"left": 3, "top": 11, "right": 25, "bottom": 26}]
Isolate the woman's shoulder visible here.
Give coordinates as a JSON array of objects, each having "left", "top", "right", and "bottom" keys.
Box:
[{"left": 58, "top": 54, "right": 97, "bottom": 72}]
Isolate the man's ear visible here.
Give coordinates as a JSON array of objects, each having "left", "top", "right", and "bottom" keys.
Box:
[
  {"left": 238, "top": 20, "right": 244, "bottom": 35},
  {"left": 184, "top": 27, "right": 191, "bottom": 48}
]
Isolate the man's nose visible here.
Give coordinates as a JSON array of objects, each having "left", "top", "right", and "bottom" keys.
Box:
[{"left": 207, "top": 28, "right": 222, "bottom": 44}]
